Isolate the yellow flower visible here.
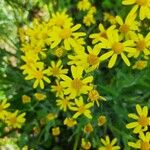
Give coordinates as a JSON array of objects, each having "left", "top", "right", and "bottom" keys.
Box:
[
  {"left": 128, "top": 132, "right": 150, "bottom": 150},
  {"left": 52, "top": 127, "right": 60, "bottom": 136},
  {"left": 122, "top": 0, "right": 150, "bottom": 20},
  {"left": 99, "top": 30, "right": 135, "bottom": 68},
  {"left": 84, "top": 123, "right": 93, "bottom": 134},
  {"left": 103, "top": 12, "right": 116, "bottom": 24},
  {"left": 60, "top": 66, "right": 93, "bottom": 98},
  {"left": 54, "top": 47, "right": 65, "bottom": 58},
  {"left": 68, "top": 45, "right": 101, "bottom": 72},
  {"left": 70, "top": 96, "right": 93, "bottom": 119},
  {"left": 88, "top": 6, "right": 97, "bottom": 14},
  {"left": 34, "top": 93, "right": 47, "bottom": 101},
  {"left": 50, "top": 24, "right": 86, "bottom": 50},
  {"left": 64, "top": 117, "right": 77, "bottom": 127},
  {"left": 51, "top": 80, "right": 64, "bottom": 97},
  {"left": 81, "top": 138, "right": 92, "bottom": 150},
  {"left": 0, "top": 99, "right": 10, "bottom": 120},
  {"left": 83, "top": 13, "right": 96, "bottom": 26},
  {"left": 116, "top": 10, "right": 139, "bottom": 37},
  {"left": 77, "top": 0, "right": 91, "bottom": 11},
  {"left": 97, "top": 115, "right": 106, "bottom": 126},
  {"left": 22, "top": 95, "right": 31, "bottom": 104},
  {"left": 56, "top": 95, "right": 74, "bottom": 112},
  {"left": 128, "top": 32, "right": 150, "bottom": 58},
  {"left": 89, "top": 24, "right": 116, "bottom": 44},
  {"left": 126, "top": 104, "right": 150, "bottom": 133},
  {"left": 88, "top": 89, "right": 106, "bottom": 107},
  {"left": 46, "top": 60, "right": 68, "bottom": 78},
  {"left": 25, "top": 62, "right": 50, "bottom": 89},
  {"left": 99, "top": 136, "right": 120, "bottom": 150},
  {"left": 132, "top": 60, "right": 148, "bottom": 70},
  {"left": 47, "top": 113, "right": 57, "bottom": 121},
  {"left": 5, "top": 110, "right": 26, "bottom": 129},
  {"left": 50, "top": 11, "right": 73, "bottom": 28}
]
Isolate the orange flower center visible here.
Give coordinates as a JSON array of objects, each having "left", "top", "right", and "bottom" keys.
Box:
[
  {"left": 106, "top": 144, "right": 113, "bottom": 150},
  {"left": 10, "top": 117, "right": 17, "bottom": 124},
  {"left": 60, "top": 28, "right": 72, "bottom": 39},
  {"left": 140, "top": 141, "right": 150, "bottom": 150},
  {"left": 35, "top": 70, "right": 43, "bottom": 80},
  {"left": 120, "top": 24, "right": 130, "bottom": 34},
  {"left": 112, "top": 42, "right": 124, "bottom": 54},
  {"left": 72, "top": 79, "right": 83, "bottom": 90},
  {"left": 88, "top": 90, "right": 99, "bottom": 101},
  {"left": 136, "top": 0, "right": 147, "bottom": 5},
  {"left": 138, "top": 116, "right": 149, "bottom": 126},
  {"left": 55, "top": 85, "right": 63, "bottom": 92},
  {"left": 136, "top": 40, "right": 146, "bottom": 51},
  {"left": 0, "top": 105, "right": 3, "bottom": 112},
  {"left": 52, "top": 67, "right": 60, "bottom": 76},
  {"left": 78, "top": 105, "right": 86, "bottom": 113},
  {"left": 87, "top": 54, "right": 99, "bottom": 66},
  {"left": 101, "top": 32, "right": 108, "bottom": 39}
]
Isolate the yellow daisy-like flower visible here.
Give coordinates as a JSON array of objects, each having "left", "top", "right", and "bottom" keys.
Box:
[
  {"left": 89, "top": 24, "right": 116, "bottom": 44},
  {"left": 81, "top": 138, "right": 92, "bottom": 150},
  {"left": 46, "top": 113, "right": 57, "bottom": 121},
  {"left": 22, "top": 95, "right": 31, "bottom": 104},
  {"left": 128, "top": 132, "right": 150, "bottom": 150},
  {"left": 68, "top": 45, "right": 101, "bottom": 72},
  {"left": 50, "top": 24, "right": 86, "bottom": 50},
  {"left": 25, "top": 62, "right": 51, "bottom": 89},
  {"left": 64, "top": 117, "right": 77, "bottom": 127},
  {"left": 88, "top": 89, "right": 106, "bottom": 107},
  {"left": 51, "top": 80, "right": 64, "bottom": 97},
  {"left": 46, "top": 60, "right": 68, "bottom": 78},
  {"left": 116, "top": 10, "right": 139, "bottom": 37},
  {"left": 52, "top": 127, "right": 60, "bottom": 136},
  {"left": 34, "top": 93, "right": 47, "bottom": 101},
  {"left": 132, "top": 60, "right": 148, "bottom": 70},
  {"left": 56, "top": 95, "right": 74, "bottom": 112},
  {"left": 50, "top": 11, "right": 73, "bottom": 28},
  {"left": 99, "top": 136, "right": 120, "bottom": 150},
  {"left": 70, "top": 96, "right": 93, "bottom": 119},
  {"left": 83, "top": 13, "right": 96, "bottom": 26},
  {"left": 5, "top": 110, "right": 26, "bottom": 129},
  {"left": 126, "top": 104, "right": 150, "bottom": 134},
  {"left": 83, "top": 123, "right": 93, "bottom": 134},
  {"left": 99, "top": 30, "right": 135, "bottom": 68},
  {"left": 128, "top": 32, "right": 150, "bottom": 58},
  {"left": 0, "top": 99, "right": 10, "bottom": 120},
  {"left": 122, "top": 0, "right": 150, "bottom": 20},
  {"left": 103, "top": 12, "right": 117, "bottom": 25},
  {"left": 60, "top": 66, "right": 93, "bottom": 98},
  {"left": 97, "top": 115, "right": 107, "bottom": 126},
  {"left": 77, "top": 0, "right": 91, "bottom": 11}
]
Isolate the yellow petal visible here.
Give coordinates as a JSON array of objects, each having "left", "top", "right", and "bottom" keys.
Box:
[
  {"left": 126, "top": 122, "right": 138, "bottom": 129},
  {"left": 121, "top": 53, "right": 130, "bottom": 66},
  {"left": 100, "top": 51, "right": 114, "bottom": 61},
  {"left": 108, "top": 54, "right": 117, "bottom": 68}
]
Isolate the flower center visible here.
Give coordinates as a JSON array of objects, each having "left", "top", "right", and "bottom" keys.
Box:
[
  {"left": 35, "top": 71, "right": 43, "bottom": 80},
  {"left": 141, "top": 141, "right": 150, "bottom": 150},
  {"left": 136, "top": 40, "right": 146, "bottom": 51},
  {"left": 78, "top": 105, "right": 86, "bottom": 113},
  {"left": 72, "top": 79, "right": 83, "bottom": 90},
  {"left": 136, "top": 0, "right": 147, "bottom": 5},
  {"left": 112, "top": 42, "right": 124, "bottom": 54},
  {"left": 87, "top": 54, "right": 99, "bottom": 66},
  {"left": 100, "top": 32, "right": 108, "bottom": 39},
  {"left": 106, "top": 144, "right": 113, "bottom": 150},
  {"left": 52, "top": 67, "right": 60, "bottom": 76},
  {"left": 138, "top": 116, "right": 149, "bottom": 126},
  {"left": 120, "top": 24, "right": 129, "bottom": 34},
  {"left": 55, "top": 85, "right": 63, "bottom": 92},
  {"left": 60, "top": 28, "right": 72, "bottom": 39},
  {"left": 10, "top": 117, "right": 17, "bottom": 124},
  {"left": 62, "top": 99, "right": 69, "bottom": 106},
  {"left": 0, "top": 105, "right": 3, "bottom": 112}
]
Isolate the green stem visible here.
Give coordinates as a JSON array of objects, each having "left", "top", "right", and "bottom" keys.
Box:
[{"left": 73, "top": 133, "right": 80, "bottom": 150}]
